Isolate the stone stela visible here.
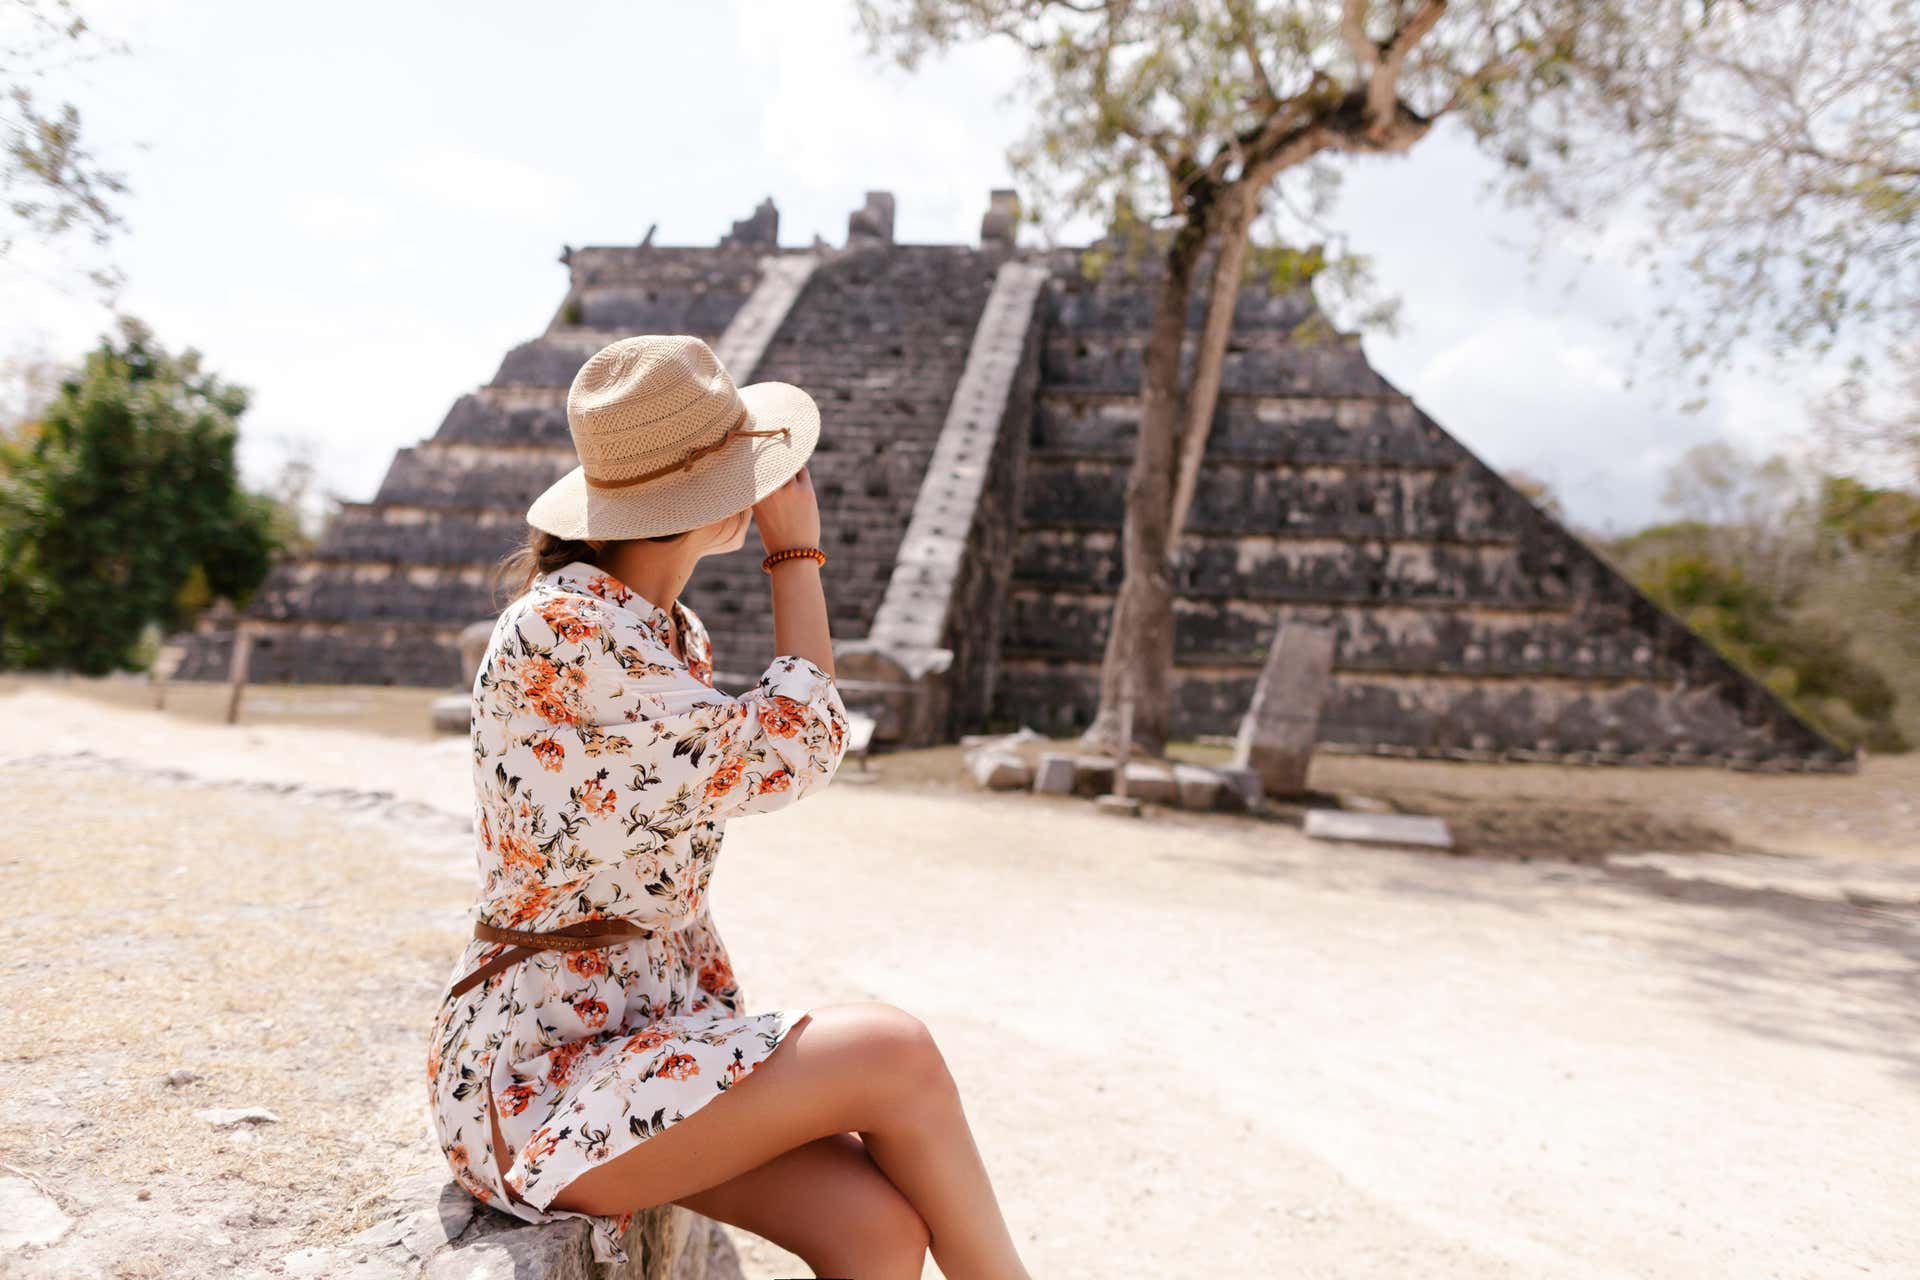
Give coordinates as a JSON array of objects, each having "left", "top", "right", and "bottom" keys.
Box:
[{"left": 1233, "top": 622, "right": 1338, "bottom": 797}]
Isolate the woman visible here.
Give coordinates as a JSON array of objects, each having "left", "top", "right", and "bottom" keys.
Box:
[{"left": 425, "top": 335, "right": 1032, "bottom": 1280}]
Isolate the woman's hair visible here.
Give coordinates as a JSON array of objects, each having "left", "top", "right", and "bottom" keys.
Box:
[{"left": 491, "top": 524, "right": 686, "bottom": 607}]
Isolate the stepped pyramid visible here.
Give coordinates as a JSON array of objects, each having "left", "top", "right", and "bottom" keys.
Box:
[{"left": 175, "top": 190, "right": 1850, "bottom": 771}]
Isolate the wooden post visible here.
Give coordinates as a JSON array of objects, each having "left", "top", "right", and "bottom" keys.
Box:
[
  {"left": 224, "top": 622, "right": 254, "bottom": 726},
  {"left": 1111, "top": 669, "right": 1133, "bottom": 798}
]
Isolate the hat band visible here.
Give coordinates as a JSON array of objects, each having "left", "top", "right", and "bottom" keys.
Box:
[{"left": 580, "top": 406, "right": 791, "bottom": 491}]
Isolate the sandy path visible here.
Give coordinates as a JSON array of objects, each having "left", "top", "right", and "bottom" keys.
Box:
[{"left": 2, "top": 683, "right": 1915, "bottom": 1278}]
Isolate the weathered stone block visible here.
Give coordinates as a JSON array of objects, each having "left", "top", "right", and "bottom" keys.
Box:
[
  {"left": 1303, "top": 809, "right": 1453, "bottom": 850},
  {"left": 1214, "top": 765, "right": 1263, "bottom": 812},
  {"left": 1033, "top": 752, "right": 1076, "bottom": 794},
  {"left": 1171, "top": 763, "right": 1226, "bottom": 810},
  {"left": 1071, "top": 756, "right": 1116, "bottom": 795},
  {"left": 431, "top": 694, "right": 472, "bottom": 735},
  {"left": 968, "top": 750, "right": 1032, "bottom": 790},
  {"left": 1121, "top": 760, "right": 1179, "bottom": 804},
  {"left": 1233, "top": 623, "right": 1337, "bottom": 796}
]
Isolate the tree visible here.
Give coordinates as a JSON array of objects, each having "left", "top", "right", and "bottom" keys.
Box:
[
  {"left": 3, "top": 0, "right": 128, "bottom": 289},
  {"left": 1626, "top": 551, "right": 1904, "bottom": 752},
  {"left": 856, "top": 0, "right": 1920, "bottom": 755},
  {"left": 1811, "top": 338, "right": 1920, "bottom": 495},
  {"left": 1602, "top": 431, "right": 1919, "bottom": 752},
  {"left": 0, "top": 317, "right": 278, "bottom": 674},
  {"left": 1656, "top": 439, "right": 1816, "bottom": 601}
]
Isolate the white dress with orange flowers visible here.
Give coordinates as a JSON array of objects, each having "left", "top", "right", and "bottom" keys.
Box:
[{"left": 426, "top": 559, "right": 850, "bottom": 1265}]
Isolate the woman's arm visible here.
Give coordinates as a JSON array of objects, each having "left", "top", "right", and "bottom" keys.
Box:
[
  {"left": 511, "top": 590, "right": 850, "bottom": 828},
  {"left": 753, "top": 465, "right": 834, "bottom": 679}
]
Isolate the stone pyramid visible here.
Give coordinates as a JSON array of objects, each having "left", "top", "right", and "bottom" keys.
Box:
[{"left": 174, "top": 191, "right": 1849, "bottom": 771}]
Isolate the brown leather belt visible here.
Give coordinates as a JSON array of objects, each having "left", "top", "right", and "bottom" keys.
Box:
[{"left": 447, "top": 917, "right": 657, "bottom": 1001}]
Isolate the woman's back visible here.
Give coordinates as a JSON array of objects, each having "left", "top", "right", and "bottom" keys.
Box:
[
  {"left": 426, "top": 557, "right": 849, "bottom": 1264},
  {"left": 465, "top": 558, "right": 848, "bottom": 932}
]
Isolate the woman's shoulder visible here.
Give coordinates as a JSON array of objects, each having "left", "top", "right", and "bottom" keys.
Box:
[{"left": 507, "top": 578, "right": 642, "bottom": 652}]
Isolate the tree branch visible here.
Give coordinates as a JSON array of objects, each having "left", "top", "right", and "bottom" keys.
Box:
[
  {"left": 1227, "top": 0, "right": 1278, "bottom": 110},
  {"left": 1341, "top": 0, "right": 1379, "bottom": 82},
  {"left": 1368, "top": 0, "right": 1447, "bottom": 130}
]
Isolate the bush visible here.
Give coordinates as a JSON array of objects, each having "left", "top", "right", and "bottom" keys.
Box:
[
  {"left": 0, "top": 318, "right": 280, "bottom": 674},
  {"left": 1631, "top": 552, "right": 1906, "bottom": 753}
]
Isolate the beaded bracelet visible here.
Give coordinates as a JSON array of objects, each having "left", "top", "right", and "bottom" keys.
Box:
[{"left": 762, "top": 545, "right": 828, "bottom": 573}]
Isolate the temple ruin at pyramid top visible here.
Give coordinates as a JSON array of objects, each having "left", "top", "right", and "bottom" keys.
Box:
[{"left": 175, "top": 189, "right": 1850, "bottom": 771}]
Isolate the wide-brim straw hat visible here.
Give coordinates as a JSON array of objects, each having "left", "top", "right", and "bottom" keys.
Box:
[{"left": 526, "top": 334, "right": 820, "bottom": 540}]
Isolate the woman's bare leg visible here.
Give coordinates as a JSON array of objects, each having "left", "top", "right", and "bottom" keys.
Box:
[
  {"left": 674, "top": 1132, "right": 928, "bottom": 1279},
  {"left": 543, "top": 1002, "right": 1031, "bottom": 1280}
]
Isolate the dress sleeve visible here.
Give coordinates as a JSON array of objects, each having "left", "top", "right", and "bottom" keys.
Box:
[{"left": 513, "top": 591, "right": 850, "bottom": 828}]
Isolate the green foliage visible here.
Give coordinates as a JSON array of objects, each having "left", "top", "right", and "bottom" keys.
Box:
[
  {"left": 1817, "top": 474, "right": 1920, "bottom": 566},
  {"left": 1608, "top": 468, "right": 1916, "bottom": 755},
  {"left": 1631, "top": 553, "right": 1905, "bottom": 753},
  {"left": 0, "top": 316, "right": 279, "bottom": 674}
]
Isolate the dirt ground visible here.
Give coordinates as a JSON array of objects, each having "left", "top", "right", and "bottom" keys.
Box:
[{"left": 1, "top": 674, "right": 1915, "bottom": 1279}]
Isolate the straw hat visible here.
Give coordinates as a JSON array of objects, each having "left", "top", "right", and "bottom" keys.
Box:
[{"left": 526, "top": 334, "right": 821, "bottom": 540}]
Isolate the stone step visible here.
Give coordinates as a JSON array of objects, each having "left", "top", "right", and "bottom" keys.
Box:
[
  {"left": 1028, "top": 390, "right": 1455, "bottom": 468},
  {"left": 1014, "top": 452, "right": 1533, "bottom": 541},
  {"left": 999, "top": 592, "right": 1625, "bottom": 676},
  {"left": 1008, "top": 529, "right": 1587, "bottom": 605},
  {"left": 1036, "top": 329, "right": 1392, "bottom": 396}
]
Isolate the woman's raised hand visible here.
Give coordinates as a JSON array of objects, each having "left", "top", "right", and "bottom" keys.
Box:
[{"left": 752, "top": 464, "right": 823, "bottom": 552}]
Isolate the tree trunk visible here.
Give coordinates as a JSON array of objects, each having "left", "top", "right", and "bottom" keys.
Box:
[
  {"left": 1076, "top": 221, "right": 1210, "bottom": 758},
  {"left": 1170, "top": 184, "right": 1258, "bottom": 537}
]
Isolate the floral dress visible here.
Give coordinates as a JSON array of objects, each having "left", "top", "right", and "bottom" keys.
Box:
[{"left": 426, "top": 558, "right": 850, "bottom": 1265}]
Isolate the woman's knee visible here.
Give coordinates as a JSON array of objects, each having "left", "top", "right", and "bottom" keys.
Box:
[
  {"left": 802, "top": 1152, "right": 931, "bottom": 1275},
  {"left": 830, "top": 1001, "right": 955, "bottom": 1104}
]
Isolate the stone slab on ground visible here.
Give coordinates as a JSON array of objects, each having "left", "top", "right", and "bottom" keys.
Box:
[
  {"left": 1304, "top": 809, "right": 1455, "bottom": 851},
  {"left": 430, "top": 694, "right": 471, "bottom": 735},
  {"left": 1032, "top": 751, "right": 1075, "bottom": 795},
  {"left": 1214, "top": 764, "right": 1263, "bottom": 812},
  {"left": 1070, "top": 756, "right": 1116, "bottom": 796},
  {"left": 957, "top": 726, "right": 1044, "bottom": 751},
  {"left": 1172, "top": 763, "right": 1226, "bottom": 811},
  {"left": 968, "top": 749, "right": 1033, "bottom": 791},
  {"left": 1121, "top": 760, "right": 1179, "bottom": 804}
]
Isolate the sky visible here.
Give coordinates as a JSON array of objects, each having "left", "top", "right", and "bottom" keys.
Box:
[{"left": 1, "top": 0, "right": 1864, "bottom": 536}]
